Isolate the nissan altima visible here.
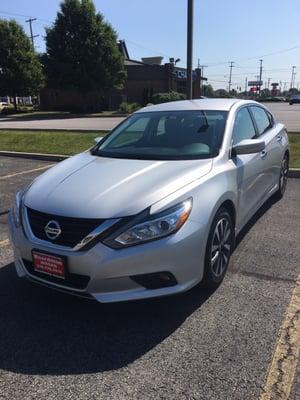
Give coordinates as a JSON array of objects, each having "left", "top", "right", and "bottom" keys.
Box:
[{"left": 8, "top": 99, "right": 289, "bottom": 302}]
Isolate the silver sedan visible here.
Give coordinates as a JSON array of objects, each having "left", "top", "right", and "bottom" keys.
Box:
[{"left": 8, "top": 99, "right": 289, "bottom": 302}]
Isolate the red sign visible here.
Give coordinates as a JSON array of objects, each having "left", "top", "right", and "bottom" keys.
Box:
[{"left": 32, "top": 251, "right": 65, "bottom": 279}]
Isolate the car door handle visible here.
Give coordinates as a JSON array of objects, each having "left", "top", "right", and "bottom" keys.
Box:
[
  {"left": 260, "top": 150, "right": 267, "bottom": 159},
  {"left": 277, "top": 134, "right": 283, "bottom": 142}
]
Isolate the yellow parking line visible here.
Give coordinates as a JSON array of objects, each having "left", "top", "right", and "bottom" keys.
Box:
[
  {"left": 0, "top": 239, "right": 9, "bottom": 248},
  {"left": 0, "top": 164, "right": 53, "bottom": 180},
  {"left": 260, "top": 274, "right": 300, "bottom": 400}
]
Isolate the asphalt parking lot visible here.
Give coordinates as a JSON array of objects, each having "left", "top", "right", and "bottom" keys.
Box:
[
  {"left": 265, "top": 102, "right": 300, "bottom": 132},
  {"left": 0, "top": 156, "right": 300, "bottom": 400}
]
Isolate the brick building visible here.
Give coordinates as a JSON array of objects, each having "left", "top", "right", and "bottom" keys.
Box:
[{"left": 40, "top": 41, "right": 205, "bottom": 111}]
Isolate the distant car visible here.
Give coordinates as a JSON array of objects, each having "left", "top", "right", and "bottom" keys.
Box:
[
  {"left": 289, "top": 95, "right": 300, "bottom": 105},
  {"left": 0, "top": 102, "right": 8, "bottom": 111},
  {"left": 9, "top": 99, "right": 289, "bottom": 303},
  {"left": 274, "top": 96, "right": 286, "bottom": 102}
]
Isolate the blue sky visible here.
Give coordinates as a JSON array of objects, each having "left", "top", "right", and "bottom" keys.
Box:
[{"left": 1, "top": 0, "right": 300, "bottom": 90}]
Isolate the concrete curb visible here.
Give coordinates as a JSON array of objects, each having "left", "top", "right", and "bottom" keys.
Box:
[
  {"left": 288, "top": 168, "right": 300, "bottom": 178},
  {"left": 0, "top": 127, "right": 111, "bottom": 133},
  {"left": 0, "top": 150, "right": 300, "bottom": 178},
  {"left": 0, "top": 151, "right": 69, "bottom": 162}
]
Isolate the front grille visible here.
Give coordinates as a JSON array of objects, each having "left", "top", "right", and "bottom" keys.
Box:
[
  {"left": 26, "top": 207, "right": 104, "bottom": 248},
  {"left": 23, "top": 259, "right": 90, "bottom": 290}
]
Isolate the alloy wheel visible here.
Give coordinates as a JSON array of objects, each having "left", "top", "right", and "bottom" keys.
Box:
[
  {"left": 279, "top": 156, "right": 289, "bottom": 194},
  {"left": 210, "top": 218, "right": 231, "bottom": 277}
]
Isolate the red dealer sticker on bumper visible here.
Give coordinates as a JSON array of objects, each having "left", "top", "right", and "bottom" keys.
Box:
[{"left": 32, "top": 251, "right": 65, "bottom": 279}]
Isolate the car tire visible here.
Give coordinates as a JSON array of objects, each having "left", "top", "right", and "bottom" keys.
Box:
[
  {"left": 274, "top": 154, "right": 289, "bottom": 199},
  {"left": 201, "top": 207, "right": 234, "bottom": 289}
]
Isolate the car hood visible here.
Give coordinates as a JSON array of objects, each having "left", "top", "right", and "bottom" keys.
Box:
[{"left": 24, "top": 152, "right": 212, "bottom": 218}]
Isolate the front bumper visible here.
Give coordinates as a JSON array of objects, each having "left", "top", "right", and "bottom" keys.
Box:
[{"left": 8, "top": 210, "right": 206, "bottom": 303}]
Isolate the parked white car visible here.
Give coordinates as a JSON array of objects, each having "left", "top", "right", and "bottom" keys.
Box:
[
  {"left": 0, "top": 102, "right": 9, "bottom": 111},
  {"left": 9, "top": 99, "right": 289, "bottom": 302}
]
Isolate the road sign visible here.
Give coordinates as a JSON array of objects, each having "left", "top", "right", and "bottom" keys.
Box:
[{"left": 248, "top": 81, "right": 263, "bottom": 87}]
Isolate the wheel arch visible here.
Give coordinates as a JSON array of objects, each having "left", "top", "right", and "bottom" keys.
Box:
[
  {"left": 284, "top": 149, "right": 290, "bottom": 160},
  {"left": 219, "top": 199, "right": 236, "bottom": 228}
]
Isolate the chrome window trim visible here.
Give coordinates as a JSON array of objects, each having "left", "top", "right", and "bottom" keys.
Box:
[{"left": 22, "top": 206, "right": 121, "bottom": 252}]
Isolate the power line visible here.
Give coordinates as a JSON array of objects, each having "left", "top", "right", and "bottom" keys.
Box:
[
  {"left": 0, "top": 10, "right": 52, "bottom": 23},
  {"left": 202, "top": 45, "right": 300, "bottom": 67}
]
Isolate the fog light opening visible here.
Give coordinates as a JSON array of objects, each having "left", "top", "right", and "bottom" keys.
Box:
[{"left": 130, "top": 271, "right": 177, "bottom": 289}]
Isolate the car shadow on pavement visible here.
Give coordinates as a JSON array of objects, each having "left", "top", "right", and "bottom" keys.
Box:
[
  {"left": 0, "top": 263, "right": 214, "bottom": 376},
  {"left": 234, "top": 194, "right": 279, "bottom": 248},
  {"left": 0, "top": 194, "right": 280, "bottom": 376}
]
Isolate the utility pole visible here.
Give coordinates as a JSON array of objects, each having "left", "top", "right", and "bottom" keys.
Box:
[
  {"left": 199, "top": 65, "right": 207, "bottom": 95},
  {"left": 25, "top": 17, "right": 39, "bottom": 49},
  {"left": 293, "top": 73, "right": 297, "bottom": 89},
  {"left": 267, "top": 77, "right": 271, "bottom": 90},
  {"left": 228, "top": 61, "right": 234, "bottom": 93},
  {"left": 290, "top": 66, "right": 296, "bottom": 89},
  {"left": 258, "top": 59, "right": 263, "bottom": 94},
  {"left": 244, "top": 77, "right": 248, "bottom": 96},
  {"left": 186, "top": 0, "right": 194, "bottom": 99},
  {"left": 200, "top": 65, "right": 207, "bottom": 77}
]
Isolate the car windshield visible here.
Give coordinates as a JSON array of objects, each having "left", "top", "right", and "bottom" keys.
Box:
[{"left": 94, "top": 110, "right": 228, "bottom": 160}]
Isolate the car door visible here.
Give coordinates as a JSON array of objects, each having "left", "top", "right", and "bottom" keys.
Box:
[
  {"left": 248, "top": 105, "right": 283, "bottom": 193},
  {"left": 231, "top": 106, "right": 267, "bottom": 228}
]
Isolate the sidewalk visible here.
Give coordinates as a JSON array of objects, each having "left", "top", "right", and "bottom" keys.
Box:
[{"left": 0, "top": 116, "right": 125, "bottom": 131}]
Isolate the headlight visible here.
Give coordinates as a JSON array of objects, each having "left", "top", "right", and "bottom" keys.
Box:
[
  {"left": 104, "top": 198, "right": 192, "bottom": 248},
  {"left": 12, "top": 191, "right": 24, "bottom": 227}
]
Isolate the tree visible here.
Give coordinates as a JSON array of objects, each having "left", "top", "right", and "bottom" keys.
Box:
[
  {"left": 214, "top": 89, "right": 231, "bottom": 98},
  {"left": 260, "top": 88, "right": 271, "bottom": 97},
  {"left": 289, "top": 88, "right": 299, "bottom": 95},
  {"left": 0, "top": 19, "right": 44, "bottom": 109},
  {"left": 44, "top": 0, "right": 126, "bottom": 94},
  {"left": 202, "top": 84, "right": 214, "bottom": 97}
]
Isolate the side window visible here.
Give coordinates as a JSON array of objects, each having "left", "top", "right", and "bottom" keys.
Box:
[
  {"left": 250, "top": 106, "right": 272, "bottom": 135},
  {"left": 232, "top": 108, "right": 256, "bottom": 145}
]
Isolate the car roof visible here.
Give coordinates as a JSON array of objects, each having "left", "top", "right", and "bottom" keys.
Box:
[{"left": 136, "top": 98, "right": 258, "bottom": 113}]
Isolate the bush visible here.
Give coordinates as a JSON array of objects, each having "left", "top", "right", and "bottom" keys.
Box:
[
  {"left": 119, "top": 101, "right": 141, "bottom": 114},
  {"left": 152, "top": 91, "right": 186, "bottom": 104}
]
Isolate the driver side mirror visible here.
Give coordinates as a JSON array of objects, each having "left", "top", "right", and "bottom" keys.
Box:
[{"left": 232, "top": 138, "right": 265, "bottom": 156}]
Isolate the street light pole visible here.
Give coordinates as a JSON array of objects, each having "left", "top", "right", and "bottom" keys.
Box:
[
  {"left": 228, "top": 61, "right": 234, "bottom": 93},
  {"left": 187, "top": 0, "right": 194, "bottom": 99}
]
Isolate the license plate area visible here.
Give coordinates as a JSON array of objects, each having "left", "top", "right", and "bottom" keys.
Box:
[{"left": 32, "top": 250, "right": 67, "bottom": 279}]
